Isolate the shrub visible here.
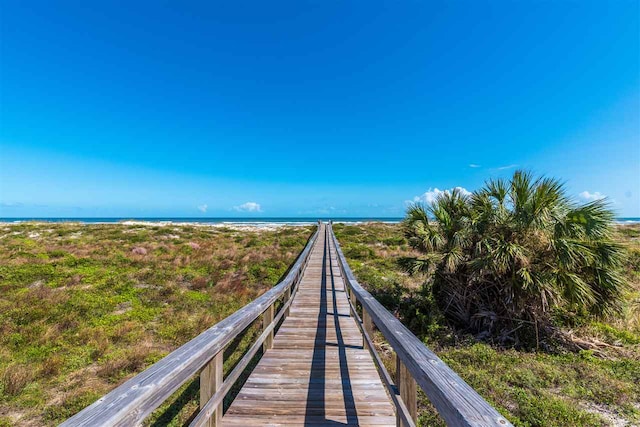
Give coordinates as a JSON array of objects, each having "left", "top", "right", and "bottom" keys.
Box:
[
  {"left": 40, "top": 355, "right": 64, "bottom": 378},
  {"left": 97, "top": 344, "right": 152, "bottom": 381},
  {"left": 187, "top": 242, "right": 201, "bottom": 250},
  {"left": 344, "top": 244, "right": 374, "bottom": 260},
  {"left": 402, "top": 171, "right": 626, "bottom": 346},
  {"left": 131, "top": 247, "right": 147, "bottom": 255},
  {"left": 2, "top": 364, "right": 33, "bottom": 396}
]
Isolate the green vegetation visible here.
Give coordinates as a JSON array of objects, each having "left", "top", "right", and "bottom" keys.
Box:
[
  {"left": 333, "top": 221, "right": 640, "bottom": 427},
  {"left": 0, "top": 222, "right": 313, "bottom": 426},
  {"left": 403, "top": 171, "right": 626, "bottom": 347},
  {"left": 1, "top": 216, "right": 637, "bottom": 426}
]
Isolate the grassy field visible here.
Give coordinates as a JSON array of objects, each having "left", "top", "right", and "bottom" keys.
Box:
[
  {"left": 1, "top": 221, "right": 638, "bottom": 426},
  {"left": 0, "top": 222, "right": 314, "bottom": 426},
  {"left": 333, "top": 222, "right": 640, "bottom": 427}
]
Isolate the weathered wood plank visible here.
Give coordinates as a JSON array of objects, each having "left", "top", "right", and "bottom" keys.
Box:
[
  {"left": 223, "top": 414, "right": 397, "bottom": 426},
  {"left": 263, "top": 303, "right": 275, "bottom": 352},
  {"left": 200, "top": 352, "right": 223, "bottom": 427},
  {"left": 396, "top": 358, "right": 417, "bottom": 427},
  {"left": 363, "top": 309, "right": 374, "bottom": 338}
]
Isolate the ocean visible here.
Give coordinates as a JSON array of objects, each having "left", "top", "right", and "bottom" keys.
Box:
[
  {"left": 0, "top": 217, "right": 404, "bottom": 225},
  {"left": 0, "top": 217, "right": 638, "bottom": 224},
  {"left": 617, "top": 217, "right": 640, "bottom": 224}
]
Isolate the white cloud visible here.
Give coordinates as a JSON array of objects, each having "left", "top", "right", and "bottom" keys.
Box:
[
  {"left": 469, "top": 164, "right": 481, "bottom": 168},
  {"left": 197, "top": 204, "right": 208, "bottom": 213},
  {"left": 410, "top": 187, "right": 472, "bottom": 205},
  {"left": 497, "top": 164, "right": 518, "bottom": 170},
  {"left": 579, "top": 191, "right": 606, "bottom": 201},
  {"left": 316, "top": 206, "right": 345, "bottom": 215},
  {"left": 233, "top": 202, "right": 262, "bottom": 212}
]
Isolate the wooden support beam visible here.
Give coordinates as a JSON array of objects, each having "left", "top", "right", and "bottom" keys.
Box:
[
  {"left": 200, "top": 352, "right": 223, "bottom": 427},
  {"left": 363, "top": 308, "right": 374, "bottom": 338},
  {"left": 284, "top": 286, "right": 292, "bottom": 317},
  {"left": 396, "top": 357, "right": 417, "bottom": 427},
  {"left": 349, "top": 285, "right": 356, "bottom": 308},
  {"left": 263, "top": 303, "right": 275, "bottom": 352}
]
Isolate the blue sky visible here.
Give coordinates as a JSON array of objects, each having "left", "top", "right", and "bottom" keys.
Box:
[{"left": 1, "top": 1, "right": 638, "bottom": 217}]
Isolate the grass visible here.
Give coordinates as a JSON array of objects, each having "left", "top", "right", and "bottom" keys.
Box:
[
  {"left": 333, "top": 222, "right": 640, "bottom": 427},
  {"left": 2, "top": 220, "right": 638, "bottom": 426},
  {"left": 0, "top": 222, "right": 314, "bottom": 426}
]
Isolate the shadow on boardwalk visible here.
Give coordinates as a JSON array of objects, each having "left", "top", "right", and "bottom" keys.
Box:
[{"left": 305, "top": 229, "right": 359, "bottom": 426}]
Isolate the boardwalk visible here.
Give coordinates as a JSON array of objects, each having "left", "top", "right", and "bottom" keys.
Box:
[
  {"left": 61, "top": 222, "right": 510, "bottom": 427},
  {"left": 223, "top": 224, "right": 396, "bottom": 426}
]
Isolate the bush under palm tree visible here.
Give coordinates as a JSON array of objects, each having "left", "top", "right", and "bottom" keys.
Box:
[{"left": 402, "top": 171, "right": 626, "bottom": 346}]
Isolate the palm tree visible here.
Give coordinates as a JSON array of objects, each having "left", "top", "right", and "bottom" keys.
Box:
[{"left": 402, "top": 171, "right": 625, "bottom": 345}]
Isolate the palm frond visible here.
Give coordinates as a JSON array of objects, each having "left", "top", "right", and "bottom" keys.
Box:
[{"left": 564, "top": 199, "right": 615, "bottom": 240}]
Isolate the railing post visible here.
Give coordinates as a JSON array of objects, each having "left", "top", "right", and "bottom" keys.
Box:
[
  {"left": 396, "top": 356, "right": 417, "bottom": 427},
  {"left": 362, "top": 308, "right": 374, "bottom": 350},
  {"left": 363, "top": 308, "right": 374, "bottom": 338},
  {"left": 200, "top": 351, "right": 223, "bottom": 427},
  {"left": 284, "top": 285, "right": 292, "bottom": 317},
  {"left": 263, "top": 303, "right": 275, "bottom": 352},
  {"left": 348, "top": 282, "right": 356, "bottom": 307}
]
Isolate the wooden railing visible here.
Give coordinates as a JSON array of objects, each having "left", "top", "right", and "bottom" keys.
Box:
[
  {"left": 328, "top": 223, "right": 512, "bottom": 427},
  {"left": 60, "top": 225, "right": 320, "bottom": 427}
]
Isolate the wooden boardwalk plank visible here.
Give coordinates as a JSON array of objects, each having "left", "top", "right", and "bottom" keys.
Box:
[{"left": 222, "top": 224, "right": 395, "bottom": 426}]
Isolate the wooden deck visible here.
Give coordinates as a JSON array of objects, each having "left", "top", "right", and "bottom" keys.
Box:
[{"left": 222, "top": 224, "right": 395, "bottom": 426}]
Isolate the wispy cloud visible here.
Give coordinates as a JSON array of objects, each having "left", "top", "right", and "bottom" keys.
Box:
[
  {"left": 0, "top": 202, "right": 24, "bottom": 208},
  {"left": 197, "top": 204, "right": 208, "bottom": 213},
  {"left": 579, "top": 191, "right": 606, "bottom": 201},
  {"left": 408, "top": 187, "right": 472, "bottom": 205},
  {"left": 469, "top": 164, "right": 481, "bottom": 168},
  {"left": 496, "top": 164, "right": 518, "bottom": 170},
  {"left": 323, "top": 206, "right": 350, "bottom": 215},
  {"left": 233, "top": 202, "right": 262, "bottom": 212}
]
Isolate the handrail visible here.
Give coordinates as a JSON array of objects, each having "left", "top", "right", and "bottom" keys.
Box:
[
  {"left": 325, "top": 228, "right": 416, "bottom": 427},
  {"left": 328, "top": 223, "right": 512, "bottom": 427},
  {"left": 61, "top": 225, "right": 319, "bottom": 427},
  {"left": 189, "top": 253, "right": 305, "bottom": 427}
]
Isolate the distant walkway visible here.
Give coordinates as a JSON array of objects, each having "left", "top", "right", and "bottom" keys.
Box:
[{"left": 222, "top": 223, "right": 395, "bottom": 426}]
